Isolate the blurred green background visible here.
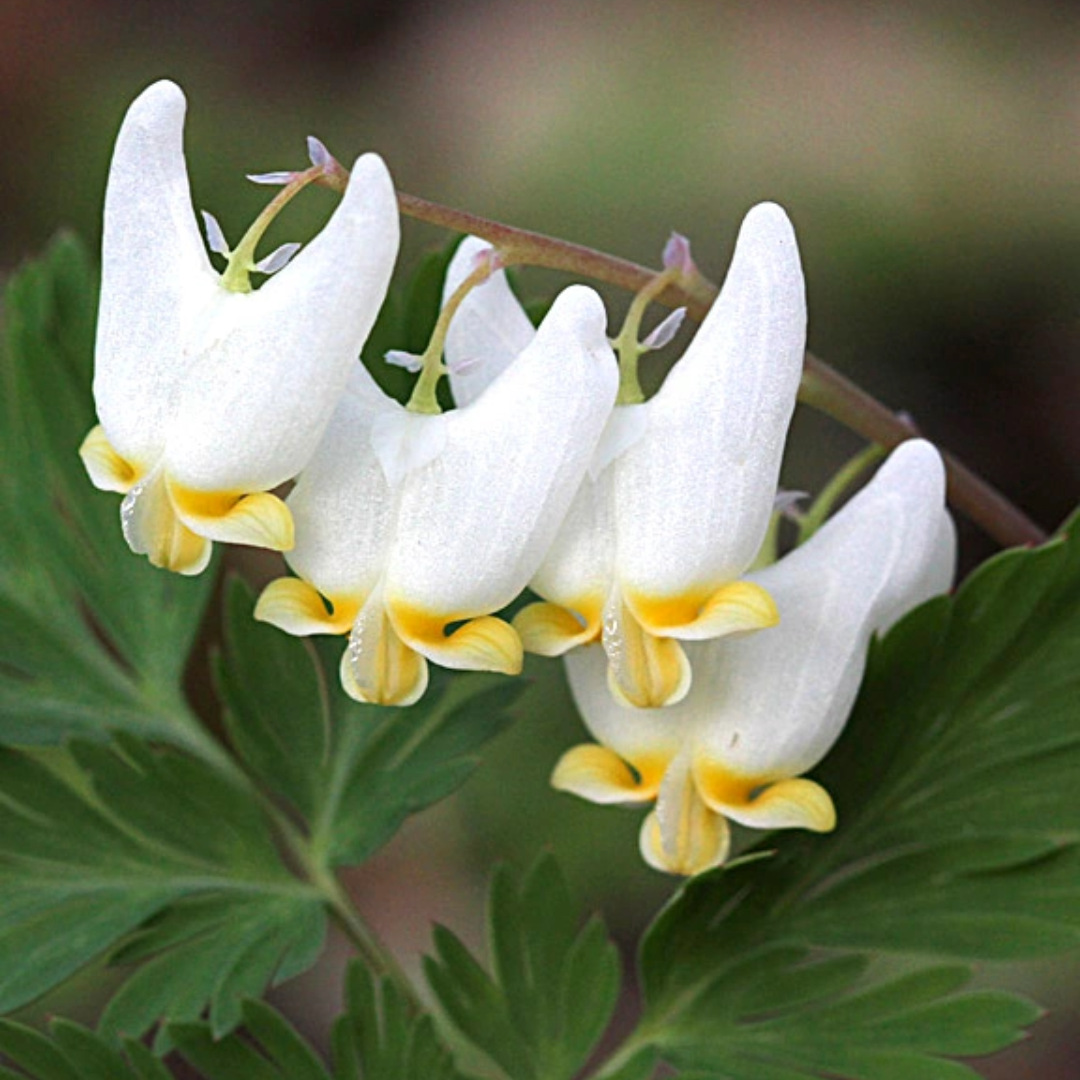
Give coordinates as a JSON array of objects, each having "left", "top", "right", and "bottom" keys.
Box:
[{"left": 2, "top": 0, "right": 1078, "bottom": 1076}]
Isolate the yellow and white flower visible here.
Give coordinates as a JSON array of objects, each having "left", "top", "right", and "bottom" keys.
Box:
[
  {"left": 444, "top": 204, "right": 807, "bottom": 709},
  {"left": 254, "top": 285, "right": 619, "bottom": 706},
  {"left": 552, "top": 439, "right": 956, "bottom": 876},
  {"left": 79, "top": 80, "right": 399, "bottom": 574}
]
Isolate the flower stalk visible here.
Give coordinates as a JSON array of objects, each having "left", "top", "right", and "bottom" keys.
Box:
[{"left": 314, "top": 167, "right": 1045, "bottom": 549}]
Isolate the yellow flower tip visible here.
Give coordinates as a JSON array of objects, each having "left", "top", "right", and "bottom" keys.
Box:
[
  {"left": 639, "top": 804, "right": 731, "bottom": 877},
  {"left": 254, "top": 578, "right": 359, "bottom": 635},
  {"left": 605, "top": 631, "right": 691, "bottom": 709},
  {"left": 551, "top": 743, "right": 664, "bottom": 804},
  {"left": 627, "top": 579, "right": 779, "bottom": 642},
  {"left": 79, "top": 425, "right": 139, "bottom": 493},
  {"left": 391, "top": 605, "right": 523, "bottom": 675},
  {"left": 154, "top": 526, "right": 212, "bottom": 577},
  {"left": 339, "top": 639, "right": 429, "bottom": 707},
  {"left": 170, "top": 484, "right": 295, "bottom": 551},
  {"left": 121, "top": 473, "right": 213, "bottom": 575},
  {"left": 694, "top": 759, "right": 837, "bottom": 833},
  {"left": 338, "top": 604, "right": 429, "bottom": 707},
  {"left": 513, "top": 600, "right": 601, "bottom": 657}
]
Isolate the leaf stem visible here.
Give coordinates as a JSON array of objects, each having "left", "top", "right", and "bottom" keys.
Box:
[
  {"left": 316, "top": 170, "right": 1046, "bottom": 549},
  {"left": 314, "top": 863, "right": 427, "bottom": 1016},
  {"left": 262, "top": 795, "right": 426, "bottom": 1016}
]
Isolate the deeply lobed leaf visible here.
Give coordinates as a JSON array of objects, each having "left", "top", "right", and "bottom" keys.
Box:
[
  {"left": 0, "top": 736, "right": 325, "bottom": 1039},
  {"left": 0, "top": 235, "right": 214, "bottom": 752},
  {"left": 425, "top": 854, "right": 621, "bottom": 1080}
]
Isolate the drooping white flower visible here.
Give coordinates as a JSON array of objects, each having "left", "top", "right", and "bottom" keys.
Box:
[
  {"left": 443, "top": 205, "right": 807, "bottom": 709},
  {"left": 254, "top": 285, "right": 619, "bottom": 706},
  {"left": 79, "top": 79, "right": 399, "bottom": 574},
  {"left": 552, "top": 439, "right": 957, "bottom": 876}
]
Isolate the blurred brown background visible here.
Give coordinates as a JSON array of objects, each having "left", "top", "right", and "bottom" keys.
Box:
[{"left": 2, "top": 1, "right": 1078, "bottom": 1076}]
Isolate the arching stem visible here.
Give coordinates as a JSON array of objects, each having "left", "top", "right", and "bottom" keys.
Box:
[{"left": 313, "top": 173, "right": 1047, "bottom": 548}]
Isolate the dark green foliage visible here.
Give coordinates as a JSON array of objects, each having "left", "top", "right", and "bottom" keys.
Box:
[
  {"left": 217, "top": 578, "right": 524, "bottom": 868},
  {"left": 169, "top": 964, "right": 469, "bottom": 1080},
  {"left": 0, "top": 235, "right": 215, "bottom": 751},
  {"left": 632, "top": 517, "right": 1080, "bottom": 1078},
  {"left": 329, "top": 963, "right": 469, "bottom": 1080},
  {"left": 0, "top": 735, "right": 325, "bottom": 1038},
  {"left": 424, "top": 855, "right": 621, "bottom": 1080},
  {"left": 0, "top": 1018, "right": 173, "bottom": 1080}
]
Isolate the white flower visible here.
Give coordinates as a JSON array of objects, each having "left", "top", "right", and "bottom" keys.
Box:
[
  {"left": 254, "top": 285, "right": 619, "bottom": 706},
  {"left": 552, "top": 439, "right": 957, "bottom": 876},
  {"left": 79, "top": 79, "right": 399, "bottom": 574},
  {"left": 443, "top": 204, "right": 807, "bottom": 709}
]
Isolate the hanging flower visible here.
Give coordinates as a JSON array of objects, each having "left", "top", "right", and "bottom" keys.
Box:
[
  {"left": 551, "top": 439, "right": 956, "bottom": 876},
  {"left": 79, "top": 79, "right": 399, "bottom": 574},
  {"left": 254, "top": 284, "right": 619, "bottom": 706},
  {"left": 443, "top": 204, "right": 807, "bottom": 709}
]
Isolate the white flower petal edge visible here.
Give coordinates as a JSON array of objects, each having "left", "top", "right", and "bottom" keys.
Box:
[
  {"left": 510, "top": 203, "right": 807, "bottom": 708},
  {"left": 255, "top": 285, "right": 619, "bottom": 706},
  {"left": 554, "top": 439, "right": 956, "bottom": 876},
  {"left": 443, "top": 236, "right": 535, "bottom": 408},
  {"left": 80, "top": 79, "right": 399, "bottom": 574}
]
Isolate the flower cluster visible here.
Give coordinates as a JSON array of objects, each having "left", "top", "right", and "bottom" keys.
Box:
[{"left": 82, "top": 81, "right": 955, "bottom": 875}]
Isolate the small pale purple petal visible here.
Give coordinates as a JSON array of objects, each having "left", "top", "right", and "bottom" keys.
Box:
[
  {"left": 201, "top": 210, "right": 229, "bottom": 255},
  {"left": 254, "top": 242, "right": 302, "bottom": 275},
  {"left": 384, "top": 349, "right": 424, "bottom": 373},
  {"left": 774, "top": 489, "right": 808, "bottom": 517},
  {"left": 307, "top": 136, "right": 333, "bottom": 169},
  {"left": 447, "top": 355, "right": 482, "bottom": 376},
  {"left": 642, "top": 307, "right": 686, "bottom": 351},
  {"left": 246, "top": 171, "right": 295, "bottom": 186},
  {"left": 662, "top": 232, "right": 695, "bottom": 276}
]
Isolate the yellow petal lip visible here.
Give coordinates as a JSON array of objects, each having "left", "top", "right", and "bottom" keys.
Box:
[
  {"left": 79, "top": 425, "right": 140, "bottom": 493},
  {"left": 390, "top": 603, "right": 523, "bottom": 675},
  {"left": 170, "top": 484, "right": 295, "bottom": 551},
  {"left": 626, "top": 580, "right": 779, "bottom": 641},
  {"left": 694, "top": 758, "right": 837, "bottom": 833},
  {"left": 551, "top": 744, "right": 667, "bottom": 804},
  {"left": 514, "top": 599, "right": 601, "bottom": 657},
  {"left": 254, "top": 578, "right": 360, "bottom": 635}
]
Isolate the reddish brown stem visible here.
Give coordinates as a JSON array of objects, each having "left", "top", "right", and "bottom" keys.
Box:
[{"left": 316, "top": 174, "right": 1047, "bottom": 549}]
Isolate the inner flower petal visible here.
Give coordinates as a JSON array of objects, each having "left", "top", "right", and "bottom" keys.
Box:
[
  {"left": 602, "top": 587, "right": 691, "bottom": 708},
  {"left": 340, "top": 595, "right": 429, "bottom": 707},
  {"left": 120, "top": 472, "right": 211, "bottom": 576}
]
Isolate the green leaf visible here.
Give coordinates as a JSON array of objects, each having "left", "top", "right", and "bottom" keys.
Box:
[
  {"left": 169, "top": 964, "right": 467, "bottom": 1080},
  {"left": 629, "top": 520, "right": 1080, "bottom": 1077},
  {"left": 331, "top": 962, "right": 467, "bottom": 1080},
  {"left": 0, "top": 736, "right": 325, "bottom": 1040},
  {"left": 0, "top": 235, "right": 214, "bottom": 752},
  {"left": 0, "top": 1018, "right": 174, "bottom": 1080},
  {"left": 424, "top": 854, "right": 621, "bottom": 1080},
  {"left": 172, "top": 999, "right": 332, "bottom": 1080},
  {"left": 216, "top": 579, "right": 523, "bottom": 868}
]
